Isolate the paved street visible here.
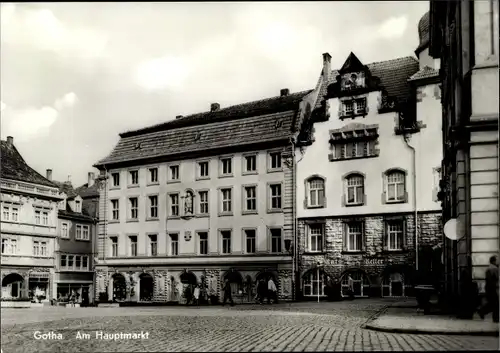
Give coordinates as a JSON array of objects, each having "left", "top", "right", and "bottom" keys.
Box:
[{"left": 1, "top": 300, "right": 498, "bottom": 352}]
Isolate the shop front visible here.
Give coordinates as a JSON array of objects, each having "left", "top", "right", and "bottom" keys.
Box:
[{"left": 55, "top": 272, "right": 94, "bottom": 305}]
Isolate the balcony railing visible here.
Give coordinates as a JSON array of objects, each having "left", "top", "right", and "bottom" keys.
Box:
[{"left": 1, "top": 180, "right": 63, "bottom": 199}]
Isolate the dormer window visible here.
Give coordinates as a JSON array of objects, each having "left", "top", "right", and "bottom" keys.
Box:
[
  {"left": 75, "top": 200, "right": 81, "bottom": 213},
  {"left": 339, "top": 97, "right": 367, "bottom": 119}
]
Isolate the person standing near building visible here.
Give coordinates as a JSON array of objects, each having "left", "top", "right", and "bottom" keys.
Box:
[
  {"left": 479, "top": 255, "right": 499, "bottom": 323},
  {"left": 193, "top": 284, "right": 200, "bottom": 306},
  {"left": 267, "top": 277, "right": 278, "bottom": 304},
  {"left": 222, "top": 279, "right": 234, "bottom": 307},
  {"left": 255, "top": 279, "right": 266, "bottom": 304},
  {"left": 347, "top": 274, "right": 355, "bottom": 300}
]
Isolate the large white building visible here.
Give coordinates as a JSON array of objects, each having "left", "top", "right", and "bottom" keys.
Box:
[{"left": 294, "top": 15, "right": 444, "bottom": 299}]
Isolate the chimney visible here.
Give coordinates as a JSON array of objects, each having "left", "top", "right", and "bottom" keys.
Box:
[
  {"left": 67, "top": 175, "right": 71, "bottom": 183},
  {"left": 210, "top": 103, "right": 220, "bottom": 112},
  {"left": 46, "top": 169, "right": 53, "bottom": 181},
  {"left": 280, "top": 88, "right": 290, "bottom": 97},
  {"left": 322, "top": 52, "right": 332, "bottom": 78},
  {"left": 6, "top": 136, "right": 13, "bottom": 145},
  {"left": 176, "top": 115, "right": 183, "bottom": 119},
  {"left": 88, "top": 172, "right": 95, "bottom": 187}
]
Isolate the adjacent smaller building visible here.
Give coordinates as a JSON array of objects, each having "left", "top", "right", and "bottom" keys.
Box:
[{"left": 51, "top": 172, "right": 97, "bottom": 304}]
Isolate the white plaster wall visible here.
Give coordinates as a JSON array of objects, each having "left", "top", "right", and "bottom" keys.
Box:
[{"left": 297, "top": 87, "right": 443, "bottom": 218}]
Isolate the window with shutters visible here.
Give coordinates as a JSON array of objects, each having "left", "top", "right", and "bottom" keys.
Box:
[
  {"left": 305, "top": 176, "right": 326, "bottom": 208},
  {"left": 383, "top": 170, "right": 407, "bottom": 203},
  {"left": 344, "top": 173, "right": 365, "bottom": 206},
  {"left": 343, "top": 221, "right": 364, "bottom": 252}
]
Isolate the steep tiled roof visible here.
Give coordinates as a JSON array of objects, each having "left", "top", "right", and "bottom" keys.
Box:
[
  {"left": 315, "top": 56, "right": 419, "bottom": 110},
  {"left": 95, "top": 91, "right": 311, "bottom": 167},
  {"left": 58, "top": 203, "right": 94, "bottom": 221},
  {"left": 0, "top": 140, "right": 57, "bottom": 188},
  {"left": 75, "top": 182, "right": 99, "bottom": 198},
  {"left": 416, "top": 11, "right": 430, "bottom": 54},
  {"left": 408, "top": 66, "right": 439, "bottom": 81}
]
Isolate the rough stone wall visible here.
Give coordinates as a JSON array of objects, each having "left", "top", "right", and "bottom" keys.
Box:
[{"left": 298, "top": 212, "right": 442, "bottom": 295}]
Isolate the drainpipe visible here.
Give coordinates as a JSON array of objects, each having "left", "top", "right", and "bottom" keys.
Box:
[{"left": 403, "top": 135, "right": 419, "bottom": 273}]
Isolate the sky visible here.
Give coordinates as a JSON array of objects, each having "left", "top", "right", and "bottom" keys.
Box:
[{"left": 1, "top": 1, "right": 429, "bottom": 187}]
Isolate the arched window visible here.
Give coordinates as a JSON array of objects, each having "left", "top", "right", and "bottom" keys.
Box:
[
  {"left": 382, "top": 272, "right": 408, "bottom": 297},
  {"left": 306, "top": 177, "right": 325, "bottom": 208},
  {"left": 384, "top": 170, "right": 406, "bottom": 203},
  {"left": 302, "top": 269, "right": 327, "bottom": 297},
  {"left": 341, "top": 270, "right": 370, "bottom": 297},
  {"left": 345, "top": 174, "right": 365, "bottom": 206}
]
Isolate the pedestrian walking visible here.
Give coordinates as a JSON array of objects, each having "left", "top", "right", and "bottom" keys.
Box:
[
  {"left": 347, "top": 274, "right": 355, "bottom": 300},
  {"left": 193, "top": 284, "right": 200, "bottom": 306},
  {"left": 222, "top": 279, "right": 234, "bottom": 306},
  {"left": 479, "top": 255, "right": 499, "bottom": 323},
  {"left": 255, "top": 279, "right": 266, "bottom": 304},
  {"left": 267, "top": 277, "right": 278, "bottom": 304}
]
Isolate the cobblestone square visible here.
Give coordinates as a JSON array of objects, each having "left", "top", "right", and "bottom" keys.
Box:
[{"left": 1, "top": 300, "right": 498, "bottom": 352}]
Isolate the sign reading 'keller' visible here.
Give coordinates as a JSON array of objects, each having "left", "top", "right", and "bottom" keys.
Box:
[{"left": 323, "top": 258, "right": 386, "bottom": 266}]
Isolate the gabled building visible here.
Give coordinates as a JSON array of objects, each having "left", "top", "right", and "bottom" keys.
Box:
[
  {"left": 429, "top": 0, "right": 499, "bottom": 305},
  {"left": 49, "top": 172, "right": 97, "bottom": 305},
  {"left": 295, "top": 15, "right": 444, "bottom": 299},
  {"left": 92, "top": 88, "right": 320, "bottom": 303},
  {"left": 1, "top": 136, "right": 64, "bottom": 302}
]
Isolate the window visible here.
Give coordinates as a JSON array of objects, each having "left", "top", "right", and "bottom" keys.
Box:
[
  {"left": 169, "top": 193, "right": 179, "bottom": 217},
  {"left": 198, "top": 232, "right": 208, "bottom": 255},
  {"left": 243, "top": 186, "right": 257, "bottom": 212},
  {"left": 268, "top": 152, "right": 282, "bottom": 171},
  {"left": 220, "top": 157, "right": 232, "bottom": 176},
  {"left": 382, "top": 272, "right": 406, "bottom": 297},
  {"left": 149, "top": 234, "right": 158, "bottom": 256},
  {"left": 112, "top": 172, "right": 120, "bottom": 187},
  {"left": 307, "top": 177, "right": 325, "bottom": 208},
  {"left": 308, "top": 224, "right": 324, "bottom": 252},
  {"left": 341, "top": 271, "right": 370, "bottom": 297},
  {"left": 1, "top": 238, "right": 16, "bottom": 254},
  {"left": 61, "top": 223, "right": 69, "bottom": 238},
  {"left": 220, "top": 188, "right": 232, "bottom": 214},
  {"left": 149, "top": 168, "right": 158, "bottom": 184},
  {"left": 110, "top": 237, "right": 118, "bottom": 257},
  {"left": 129, "top": 235, "right": 137, "bottom": 256},
  {"left": 60, "top": 255, "right": 67, "bottom": 268},
  {"left": 344, "top": 222, "right": 363, "bottom": 252},
  {"left": 386, "top": 219, "right": 404, "bottom": 251},
  {"left": 68, "top": 255, "right": 74, "bottom": 269},
  {"left": 245, "top": 229, "right": 256, "bottom": 254},
  {"left": 82, "top": 225, "right": 90, "bottom": 240},
  {"left": 111, "top": 200, "right": 119, "bottom": 220},
  {"left": 269, "top": 184, "right": 282, "bottom": 211},
  {"left": 82, "top": 256, "right": 88, "bottom": 271},
  {"left": 74, "top": 201, "right": 81, "bottom": 213},
  {"left": 76, "top": 225, "right": 82, "bottom": 240},
  {"left": 35, "top": 210, "right": 41, "bottom": 225},
  {"left": 33, "top": 241, "right": 40, "bottom": 256},
  {"left": 2, "top": 207, "right": 9, "bottom": 221},
  {"left": 244, "top": 155, "right": 257, "bottom": 173},
  {"left": 169, "top": 165, "right": 180, "bottom": 181},
  {"left": 341, "top": 98, "right": 366, "bottom": 117},
  {"left": 40, "top": 241, "right": 47, "bottom": 256},
  {"left": 129, "top": 197, "right": 138, "bottom": 219},
  {"left": 148, "top": 195, "right": 158, "bottom": 218},
  {"left": 270, "top": 228, "right": 282, "bottom": 253},
  {"left": 332, "top": 141, "right": 377, "bottom": 159},
  {"left": 42, "top": 211, "right": 49, "bottom": 225},
  {"left": 221, "top": 230, "right": 231, "bottom": 254},
  {"left": 385, "top": 171, "right": 406, "bottom": 202},
  {"left": 11, "top": 207, "right": 18, "bottom": 222},
  {"left": 345, "top": 174, "right": 364, "bottom": 205},
  {"left": 198, "top": 191, "right": 209, "bottom": 214},
  {"left": 170, "top": 233, "right": 179, "bottom": 256},
  {"left": 303, "top": 270, "right": 327, "bottom": 297},
  {"left": 75, "top": 256, "right": 81, "bottom": 269},
  {"left": 198, "top": 161, "right": 209, "bottom": 178},
  {"left": 129, "top": 170, "right": 139, "bottom": 185}
]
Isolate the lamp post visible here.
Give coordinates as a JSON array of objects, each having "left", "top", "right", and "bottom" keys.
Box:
[
  {"left": 285, "top": 239, "right": 293, "bottom": 300},
  {"left": 317, "top": 262, "right": 321, "bottom": 303}
]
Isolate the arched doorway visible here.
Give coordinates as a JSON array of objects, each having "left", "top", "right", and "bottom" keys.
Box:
[
  {"left": 169, "top": 276, "right": 178, "bottom": 302},
  {"left": 341, "top": 269, "right": 370, "bottom": 298},
  {"left": 244, "top": 275, "right": 254, "bottom": 302},
  {"left": 302, "top": 269, "right": 327, "bottom": 298},
  {"left": 111, "top": 273, "right": 126, "bottom": 302},
  {"left": 139, "top": 273, "right": 154, "bottom": 301},
  {"left": 224, "top": 270, "right": 243, "bottom": 299},
  {"left": 382, "top": 272, "right": 407, "bottom": 297},
  {"left": 179, "top": 271, "right": 197, "bottom": 303},
  {"left": 2, "top": 273, "right": 24, "bottom": 299}
]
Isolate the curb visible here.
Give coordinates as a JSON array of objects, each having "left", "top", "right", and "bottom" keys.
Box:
[
  {"left": 364, "top": 323, "right": 500, "bottom": 337},
  {"left": 360, "top": 304, "right": 391, "bottom": 329}
]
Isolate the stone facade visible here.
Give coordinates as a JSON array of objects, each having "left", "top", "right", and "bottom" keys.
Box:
[{"left": 298, "top": 212, "right": 442, "bottom": 298}]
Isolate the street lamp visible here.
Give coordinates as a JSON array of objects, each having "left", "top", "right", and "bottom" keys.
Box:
[{"left": 317, "top": 262, "right": 321, "bottom": 303}]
